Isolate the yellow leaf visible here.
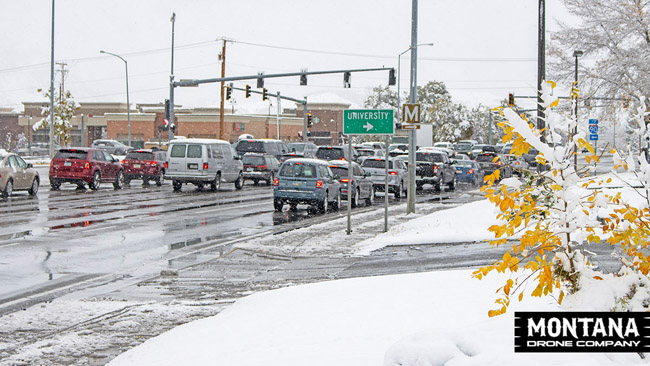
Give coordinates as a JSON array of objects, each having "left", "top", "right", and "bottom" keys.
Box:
[
  {"left": 558, "top": 291, "right": 565, "bottom": 305},
  {"left": 518, "top": 292, "right": 524, "bottom": 302},
  {"left": 550, "top": 99, "right": 559, "bottom": 108},
  {"left": 593, "top": 276, "right": 603, "bottom": 280}
]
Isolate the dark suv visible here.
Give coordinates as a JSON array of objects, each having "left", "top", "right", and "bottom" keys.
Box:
[
  {"left": 234, "top": 139, "right": 288, "bottom": 160},
  {"left": 242, "top": 153, "right": 280, "bottom": 185},
  {"left": 122, "top": 149, "right": 167, "bottom": 186},
  {"left": 314, "top": 146, "right": 359, "bottom": 162}
]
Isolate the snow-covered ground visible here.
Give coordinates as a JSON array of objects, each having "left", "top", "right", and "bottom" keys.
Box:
[{"left": 106, "top": 172, "right": 648, "bottom": 366}]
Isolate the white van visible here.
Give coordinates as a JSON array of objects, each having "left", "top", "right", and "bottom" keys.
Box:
[{"left": 165, "top": 138, "right": 244, "bottom": 192}]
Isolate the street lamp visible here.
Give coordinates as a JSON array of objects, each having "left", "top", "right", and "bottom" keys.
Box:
[
  {"left": 100, "top": 50, "right": 131, "bottom": 147},
  {"left": 573, "top": 50, "right": 583, "bottom": 170},
  {"left": 397, "top": 43, "right": 433, "bottom": 118}
]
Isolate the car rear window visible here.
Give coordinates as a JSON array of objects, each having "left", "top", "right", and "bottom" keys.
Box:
[
  {"left": 236, "top": 141, "right": 265, "bottom": 153},
  {"left": 416, "top": 152, "right": 444, "bottom": 162},
  {"left": 315, "top": 148, "right": 344, "bottom": 160},
  {"left": 125, "top": 152, "right": 154, "bottom": 160},
  {"left": 456, "top": 161, "right": 474, "bottom": 167},
  {"left": 476, "top": 154, "right": 496, "bottom": 162},
  {"left": 243, "top": 156, "right": 265, "bottom": 165},
  {"left": 455, "top": 142, "right": 473, "bottom": 150},
  {"left": 187, "top": 145, "right": 202, "bottom": 158},
  {"left": 361, "top": 160, "right": 393, "bottom": 169},
  {"left": 329, "top": 166, "right": 348, "bottom": 177},
  {"left": 54, "top": 150, "right": 88, "bottom": 160},
  {"left": 170, "top": 144, "right": 186, "bottom": 158},
  {"left": 279, "top": 162, "right": 317, "bottom": 178},
  {"left": 287, "top": 143, "right": 305, "bottom": 152}
]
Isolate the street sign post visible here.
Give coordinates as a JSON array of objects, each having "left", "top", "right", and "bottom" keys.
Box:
[
  {"left": 589, "top": 119, "right": 599, "bottom": 141},
  {"left": 343, "top": 110, "right": 394, "bottom": 135},
  {"left": 343, "top": 109, "right": 394, "bottom": 235}
]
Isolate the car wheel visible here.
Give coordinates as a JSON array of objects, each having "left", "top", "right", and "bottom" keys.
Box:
[
  {"left": 448, "top": 177, "right": 455, "bottom": 191},
  {"left": 319, "top": 191, "right": 329, "bottom": 213},
  {"left": 351, "top": 188, "right": 360, "bottom": 208},
  {"left": 124, "top": 177, "right": 131, "bottom": 186},
  {"left": 266, "top": 172, "right": 274, "bottom": 186},
  {"left": 89, "top": 171, "right": 101, "bottom": 190},
  {"left": 2, "top": 179, "right": 12, "bottom": 198},
  {"left": 210, "top": 173, "right": 221, "bottom": 191},
  {"left": 253, "top": 179, "right": 259, "bottom": 185},
  {"left": 290, "top": 203, "right": 298, "bottom": 211},
  {"left": 394, "top": 182, "right": 402, "bottom": 198},
  {"left": 28, "top": 177, "right": 39, "bottom": 196},
  {"left": 155, "top": 170, "right": 164, "bottom": 186},
  {"left": 273, "top": 199, "right": 283, "bottom": 212},
  {"left": 332, "top": 192, "right": 341, "bottom": 211},
  {"left": 113, "top": 170, "right": 125, "bottom": 190},
  {"left": 434, "top": 181, "right": 441, "bottom": 192},
  {"left": 366, "top": 186, "right": 375, "bottom": 206},
  {"left": 172, "top": 180, "right": 182, "bottom": 192},
  {"left": 50, "top": 178, "right": 60, "bottom": 190},
  {"left": 234, "top": 172, "right": 244, "bottom": 190}
]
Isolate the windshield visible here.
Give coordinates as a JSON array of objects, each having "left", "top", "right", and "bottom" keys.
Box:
[
  {"left": 279, "top": 162, "right": 317, "bottom": 178},
  {"left": 455, "top": 142, "right": 473, "bottom": 150},
  {"left": 236, "top": 141, "right": 265, "bottom": 153},
  {"left": 125, "top": 152, "right": 154, "bottom": 161},
  {"left": 287, "top": 143, "right": 305, "bottom": 153},
  {"left": 315, "top": 148, "right": 344, "bottom": 160},
  {"left": 361, "top": 160, "right": 393, "bottom": 169}
]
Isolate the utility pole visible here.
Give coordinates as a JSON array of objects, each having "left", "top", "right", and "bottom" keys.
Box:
[
  {"left": 219, "top": 39, "right": 227, "bottom": 140},
  {"left": 56, "top": 62, "right": 68, "bottom": 99},
  {"left": 407, "top": 0, "right": 418, "bottom": 214},
  {"left": 49, "top": 0, "right": 55, "bottom": 157},
  {"left": 169, "top": 12, "right": 176, "bottom": 142},
  {"left": 276, "top": 91, "right": 281, "bottom": 140},
  {"left": 537, "top": 0, "right": 546, "bottom": 138}
]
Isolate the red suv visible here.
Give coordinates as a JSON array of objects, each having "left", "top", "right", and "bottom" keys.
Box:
[
  {"left": 49, "top": 148, "right": 125, "bottom": 190},
  {"left": 121, "top": 149, "right": 166, "bottom": 186}
]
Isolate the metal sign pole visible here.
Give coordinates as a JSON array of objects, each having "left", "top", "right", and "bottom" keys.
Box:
[
  {"left": 385, "top": 135, "right": 389, "bottom": 232},
  {"left": 347, "top": 139, "right": 352, "bottom": 235}
]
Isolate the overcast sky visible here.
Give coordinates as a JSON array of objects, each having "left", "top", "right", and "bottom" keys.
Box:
[{"left": 0, "top": 0, "right": 573, "bottom": 113}]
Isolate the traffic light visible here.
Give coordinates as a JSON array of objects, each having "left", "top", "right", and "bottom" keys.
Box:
[
  {"left": 164, "top": 99, "right": 170, "bottom": 120},
  {"left": 300, "top": 73, "right": 307, "bottom": 86},
  {"left": 262, "top": 88, "right": 268, "bottom": 101},
  {"left": 245, "top": 84, "right": 251, "bottom": 98},
  {"left": 225, "top": 85, "right": 232, "bottom": 100},
  {"left": 389, "top": 68, "right": 396, "bottom": 86},
  {"left": 170, "top": 124, "right": 176, "bottom": 133},
  {"left": 343, "top": 72, "right": 351, "bottom": 88},
  {"left": 508, "top": 93, "right": 515, "bottom": 107},
  {"left": 307, "top": 113, "right": 313, "bottom": 128}
]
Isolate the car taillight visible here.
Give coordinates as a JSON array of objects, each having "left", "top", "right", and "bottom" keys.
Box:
[
  {"left": 433, "top": 166, "right": 438, "bottom": 173},
  {"left": 468, "top": 168, "right": 474, "bottom": 174},
  {"left": 50, "top": 161, "right": 53, "bottom": 167},
  {"left": 340, "top": 178, "right": 350, "bottom": 183},
  {"left": 496, "top": 161, "right": 502, "bottom": 166},
  {"left": 165, "top": 162, "right": 168, "bottom": 169},
  {"left": 203, "top": 162, "right": 208, "bottom": 170},
  {"left": 273, "top": 177, "right": 279, "bottom": 186},
  {"left": 257, "top": 165, "right": 267, "bottom": 169},
  {"left": 84, "top": 162, "right": 90, "bottom": 169},
  {"left": 388, "top": 171, "right": 398, "bottom": 175},
  {"left": 316, "top": 179, "right": 324, "bottom": 188},
  {"left": 149, "top": 161, "right": 157, "bottom": 166}
]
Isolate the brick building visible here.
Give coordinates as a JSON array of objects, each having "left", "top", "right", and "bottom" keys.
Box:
[
  {"left": 14, "top": 99, "right": 351, "bottom": 149},
  {"left": 0, "top": 108, "right": 22, "bottom": 151}
]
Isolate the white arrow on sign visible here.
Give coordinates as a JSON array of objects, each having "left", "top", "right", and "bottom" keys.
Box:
[{"left": 363, "top": 122, "right": 374, "bottom": 131}]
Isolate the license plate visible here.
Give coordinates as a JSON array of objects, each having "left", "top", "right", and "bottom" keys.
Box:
[
  {"left": 292, "top": 181, "right": 302, "bottom": 186},
  {"left": 64, "top": 161, "right": 71, "bottom": 167},
  {"left": 247, "top": 167, "right": 253, "bottom": 172},
  {"left": 133, "top": 164, "right": 141, "bottom": 168},
  {"left": 188, "top": 163, "right": 198, "bottom": 169}
]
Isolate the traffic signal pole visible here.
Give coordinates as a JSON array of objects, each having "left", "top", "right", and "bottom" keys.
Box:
[{"left": 407, "top": 0, "right": 418, "bottom": 214}]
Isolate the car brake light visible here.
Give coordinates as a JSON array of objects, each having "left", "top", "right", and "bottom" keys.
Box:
[
  {"left": 84, "top": 162, "right": 90, "bottom": 169},
  {"left": 433, "top": 166, "right": 438, "bottom": 173},
  {"left": 257, "top": 165, "right": 267, "bottom": 169},
  {"left": 203, "top": 162, "right": 208, "bottom": 170},
  {"left": 165, "top": 162, "right": 168, "bottom": 169},
  {"left": 50, "top": 161, "right": 53, "bottom": 167},
  {"left": 496, "top": 161, "right": 502, "bottom": 166},
  {"left": 316, "top": 179, "right": 324, "bottom": 188},
  {"left": 149, "top": 161, "right": 157, "bottom": 166},
  {"left": 273, "top": 177, "right": 279, "bottom": 186},
  {"left": 388, "top": 171, "right": 398, "bottom": 175},
  {"left": 340, "top": 178, "right": 350, "bottom": 183},
  {"left": 468, "top": 168, "right": 474, "bottom": 174}
]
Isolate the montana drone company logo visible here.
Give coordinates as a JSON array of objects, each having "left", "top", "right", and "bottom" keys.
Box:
[{"left": 514, "top": 312, "right": 650, "bottom": 353}]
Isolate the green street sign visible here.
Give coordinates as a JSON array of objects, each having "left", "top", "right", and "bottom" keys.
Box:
[{"left": 343, "top": 109, "right": 394, "bottom": 135}]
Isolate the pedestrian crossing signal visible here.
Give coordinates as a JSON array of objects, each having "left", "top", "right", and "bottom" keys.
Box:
[{"left": 508, "top": 93, "right": 515, "bottom": 107}]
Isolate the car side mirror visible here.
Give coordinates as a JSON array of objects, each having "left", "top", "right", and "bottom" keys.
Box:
[
  {"left": 234, "top": 155, "right": 241, "bottom": 160},
  {"left": 27, "top": 163, "right": 33, "bottom": 168},
  {"left": 333, "top": 174, "right": 340, "bottom": 180}
]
